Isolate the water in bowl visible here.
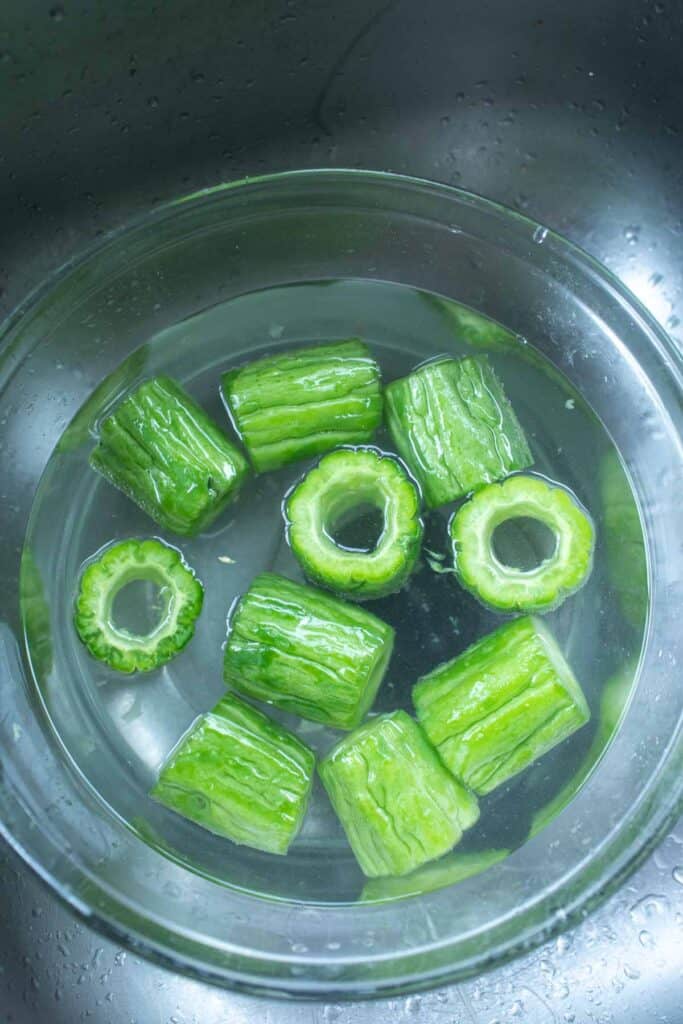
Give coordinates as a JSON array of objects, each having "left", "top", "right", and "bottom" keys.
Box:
[{"left": 21, "top": 279, "right": 646, "bottom": 903}]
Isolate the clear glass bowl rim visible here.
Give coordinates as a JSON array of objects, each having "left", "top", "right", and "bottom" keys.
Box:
[{"left": 0, "top": 168, "right": 681, "bottom": 1000}]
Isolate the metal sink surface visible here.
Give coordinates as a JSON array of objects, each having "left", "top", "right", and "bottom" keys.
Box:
[{"left": 1, "top": 2, "right": 681, "bottom": 1021}]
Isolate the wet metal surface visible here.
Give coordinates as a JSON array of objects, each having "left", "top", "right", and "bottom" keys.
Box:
[{"left": 1, "top": 1, "right": 682, "bottom": 1021}]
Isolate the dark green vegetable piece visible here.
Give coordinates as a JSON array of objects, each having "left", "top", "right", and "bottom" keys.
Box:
[
  {"left": 221, "top": 339, "right": 382, "bottom": 472},
  {"left": 450, "top": 474, "right": 595, "bottom": 613},
  {"left": 385, "top": 356, "right": 532, "bottom": 508},
  {"left": 413, "top": 617, "right": 590, "bottom": 795},
  {"left": 599, "top": 451, "right": 648, "bottom": 630},
  {"left": 152, "top": 692, "right": 315, "bottom": 854},
  {"left": 224, "top": 573, "right": 394, "bottom": 729},
  {"left": 74, "top": 538, "right": 203, "bottom": 673},
  {"left": 361, "top": 847, "right": 509, "bottom": 902},
  {"left": 285, "top": 447, "right": 423, "bottom": 601},
  {"left": 91, "top": 376, "right": 249, "bottom": 535},
  {"left": 319, "top": 710, "right": 479, "bottom": 878}
]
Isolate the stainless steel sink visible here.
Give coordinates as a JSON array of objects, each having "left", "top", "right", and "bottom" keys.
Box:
[{"left": 1, "top": 1, "right": 681, "bottom": 1020}]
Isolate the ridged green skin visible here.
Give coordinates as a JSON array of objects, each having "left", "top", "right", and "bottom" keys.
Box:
[
  {"left": 599, "top": 451, "right": 648, "bottom": 630},
  {"left": 385, "top": 356, "right": 532, "bottom": 508},
  {"left": 152, "top": 693, "right": 315, "bottom": 855},
  {"left": 413, "top": 617, "right": 590, "bottom": 795},
  {"left": 74, "top": 538, "right": 204, "bottom": 673},
  {"left": 319, "top": 711, "right": 480, "bottom": 878},
  {"left": 285, "top": 447, "right": 423, "bottom": 601},
  {"left": 361, "top": 847, "right": 509, "bottom": 902},
  {"left": 91, "top": 376, "right": 249, "bottom": 535},
  {"left": 224, "top": 573, "right": 394, "bottom": 730},
  {"left": 529, "top": 659, "right": 635, "bottom": 838},
  {"left": 221, "top": 340, "right": 383, "bottom": 473},
  {"left": 450, "top": 474, "right": 595, "bottom": 613}
]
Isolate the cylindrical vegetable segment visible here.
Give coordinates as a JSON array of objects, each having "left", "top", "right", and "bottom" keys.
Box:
[
  {"left": 385, "top": 355, "right": 532, "bottom": 508},
  {"left": 413, "top": 616, "right": 590, "bottom": 795},
  {"left": 319, "top": 710, "right": 480, "bottom": 878},
  {"left": 224, "top": 573, "right": 395, "bottom": 730},
  {"left": 151, "top": 692, "right": 315, "bottom": 855},
  {"left": 91, "top": 376, "right": 249, "bottom": 535},
  {"left": 599, "top": 451, "right": 648, "bottom": 630},
  {"left": 221, "top": 339, "right": 382, "bottom": 473},
  {"left": 450, "top": 474, "right": 595, "bottom": 613},
  {"left": 74, "top": 538, "right": 203, "bottom": 673},
  {"left": 285, "top": 447, "right": 423, "bottom": 601}
]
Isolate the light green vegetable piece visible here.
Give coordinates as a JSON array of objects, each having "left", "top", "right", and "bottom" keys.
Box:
[
  {"left": 20, "top": 547, "right": 53, "bottom": 681},
  {"left": 422, "top": 292, "right": 521, "bottom": 354},
  {"left": 413, "top": 617, "right": 590, "bottom": 795},
  {"left": 361, "top": 847, "right": 509, "bottom": 902},
  {"left": 599, "top": 451, "right": 648, "bottom": 630},
  {"left": 221, "top": 339, "right": 382, "bottom": 473},
  {"left": 74, "top": 538, "right": 203, "bottom": 673},
  {"left": 224, "top": 573, "right": 394, "bottom": 730},
  {"left": 450, "top": 474, "right": 595, "bottom": 613},
  {"left": 91, "top": 376, "right": 249, "bottom": 535},
  {"left": 285, "top": 446, "right": 423, "bottom": 601},
  {"left": 152, "top": 692, "right": 315, "bottom": 855},
  {"left": 529, "top": 659, "right": 635, "bottom": 837},
  {"left": 385, "top": 355, "right": 532, "bottom": 508},
  {"left": 319, "top": 710, "right": 479, "bottom": 878}
]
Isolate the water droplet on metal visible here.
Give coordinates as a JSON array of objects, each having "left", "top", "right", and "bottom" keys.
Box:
[
  {"left": 672, "top": 866, "right": 683, "bottom": 885},
  {"left": 638, "top": 928, "right": 656, "bottom": 948}
]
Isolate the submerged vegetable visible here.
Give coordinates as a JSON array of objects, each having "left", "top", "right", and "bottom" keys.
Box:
[
  {"left": 319, "top": 710, "right": 479, "bottom": 877},
  {"left": 385, "top": 355, "right": 532, "bottom": 508},
  {"left": 223, "top": 573, "right": 394, "bottom": 730},
  {"left": 91, "top": 376, "right": 249, "bottom": 535},
  {"left": 361, "top": 846, "right": 509, "bottom": 902},
  {"left": 413, "top": 617, "right": 590, "bottom": 795},
  {"left": 20, "top": 548, "right": 53, "bottom": 681},
  {"left": 74, "top": 538, "right": 203, "bottom": 673},
  {"left": 285, "top": 447, "right": 423, "bottom": 601},
  {"left": 450, "top": 474, "right": 595, "bottom": 613},
  {"left": 152, "top": 692, "right": 315, "bottom": 854},
  {"left": 221, "top": 339, "right": 382, "bottom": 473},
  {"left": 528, "top": 659, "right": 635, "bottom": 838},
  {"left": 599, "top": 451, "right": 648, "bottom": 630}
]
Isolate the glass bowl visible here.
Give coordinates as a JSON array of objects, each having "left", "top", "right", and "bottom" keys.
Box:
[{"left": 0, "top": 170, "right": 681, "bottom": 998}]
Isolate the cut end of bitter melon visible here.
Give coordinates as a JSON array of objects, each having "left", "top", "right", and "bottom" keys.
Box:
[
  {"left": 319, "top": 710, "right": 480, "bottom": 877},
  {"left": 221, "top": 340, "right": 383, "bottom": 472},
  {"left": 223, "top": 573, "right": 394, "bottom": 730},
  {"left": 285, "top": 446, "right": 424, "bottom": 601},
  {"left": 74, "top": 538, "right": 203, "bottom": 673},
  {"left": 91, "top": 375, "right": 249, "bottom": 535},
  {"left": 450, "top": 473, "right": 595, "bottom": 613},
  {"left": 152, "top": 692, "right": 315, "bottom": 854},
  {"left": 413, "top": 616, "right": 590, "bottom": 796},
  {"left": 385, "top": 355, "right": 533, "bottom": 508}
]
